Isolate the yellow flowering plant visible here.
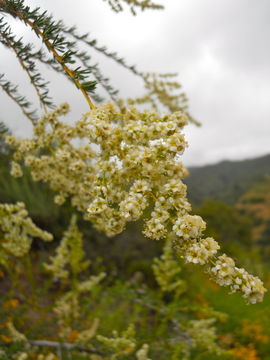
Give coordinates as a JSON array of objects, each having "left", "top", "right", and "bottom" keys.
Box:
[
  {"left": 5, "top": 101, "right": 266, "bottom": 304},
  {"left": 0, "top": 0, "right": 267, "bottom": 359}
]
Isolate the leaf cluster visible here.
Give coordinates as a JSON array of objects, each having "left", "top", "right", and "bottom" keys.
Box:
[{"left": 102, "top": 0, "right": 164, "bottom": 16}]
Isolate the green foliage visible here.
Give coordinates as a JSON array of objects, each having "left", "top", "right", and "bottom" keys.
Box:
[
  {"left": 0, "top": 150, "right": 269, "bottom": 358},
  {"left": 102, "top": 0, "right": 164, "bottom": 15},
  {"left": 0, "top": 120, "right": 10, "bottom": 154},
  {"left": 44, "top": 215, "right": 90, "bottom": 280},
  {"left": 0, "top": 153, "right": 74, "bottom": 239},
  {"left": 152, "top": 238, "right": 186, "bottom": 298},
  {"left": 0, "top": 222, "right": 230, "bottom": 359},
  {"left": 0, "top": 17, "right": 53, "bottom": 109},
  {"left": 0, "top": 0, "right": 99, "bottom": 113},
  {"left": 0, "top": 73, "right": 38, "bottom": 123},
  {"left": 194, "top": 199, "right": 253, "bottom": 249},
  {"left": 259, "top": 220, "right": 270, "bottom": 247}
]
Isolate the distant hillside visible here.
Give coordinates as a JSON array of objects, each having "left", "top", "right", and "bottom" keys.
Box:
[
  {"left": 236, "top": 176, "right": 270, "bottom": 244},
  {"left": 185, "top": 154, "right": 270, "bottom": 206}
]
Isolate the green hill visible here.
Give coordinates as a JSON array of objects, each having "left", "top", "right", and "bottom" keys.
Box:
[
  {"left": 236, "top": 176, "right": 270, "bottom": 245},
  {"left": 185, "top": 154, "right": 270, "bottom": 206}
]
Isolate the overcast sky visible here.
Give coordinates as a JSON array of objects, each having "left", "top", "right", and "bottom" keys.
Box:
[{"left": 1, "top": 0, "right": 270, "bottom": 166}]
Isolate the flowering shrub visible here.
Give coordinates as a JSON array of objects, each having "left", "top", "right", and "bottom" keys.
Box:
[
  {"left": 0, "top": 202, "right": 52, "bottom": 265},
  {"left": 5, "top": 102, "right": 266, "bottom": 304},
  {"left": 0, "top": 0, "right": 268, "bottom": 359}
]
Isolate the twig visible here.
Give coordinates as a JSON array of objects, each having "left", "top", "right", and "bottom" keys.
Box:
[
  {"left": 27, "top": 339, "right": 105, "bottom": 356},
  {"left": 131, "top": 290, "right": 192, "bottom": 342}
]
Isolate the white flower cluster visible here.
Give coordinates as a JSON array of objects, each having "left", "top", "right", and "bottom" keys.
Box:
[
  {"left": 211, "top": 254, "right": 265, "bottom": 304},
  {"left": 97, "top": 324, "right": 149, "bottom": 359},
  {"left": 136, "top": 344, "right": 151, "bottom": 360},
  {"left": 15, "top": 353, "right": 28, "bottom": 360},
  {"left": 6, "top": 321, "right": 27, "bottom": 342},
  {"left": 10, "top": 160, "right": 23, "bottom": 178},
  {"left": 36, "top": 354, "right": 56, "bottom": 360},
  {"left": 75, "top": 318, "right": 100, "bottom": 344},
  {"left": 185, "top": 237, "right": 220, "bottom": 265},
  {"left": 188, "top": 319, "right": 222, "bottom": 355},
  {"left": 6, "top": 103, "right": 266, "bottom": 303},
  {"left": 6, "top": 103, "right": 189, "bottom": 237},
  {"left": 0, "top": 202, "right": 52, "bottom": 264},
  {"left": 173, "top": 214, "right": 206, "bottom": 240}
]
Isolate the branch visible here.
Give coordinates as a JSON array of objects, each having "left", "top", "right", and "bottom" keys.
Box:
[
  {"left": 0, "top": 19, "right": 53, "bottom": 110},
  {"left": 0, "top": 0, "right": 97, "bottom": 110},
  {"left": 119, "top": 288, "right": 192, "bottom": 344},
  {"left": 30, "top": 49, "right": 105, "bottom": 103},
  {"left": 0, "top": 73, "right": 37, "bottom": 124},
  {"left": 62, "top": 25, "right": 143, "bottom": 78},
  {"left": 28, "top": 339, "right": 105, "bottom": 356},
  {"left": 22, "top": 20, "right": 96, "bottom": 110},
  {"left": 102, "top": 0, "right": 164, "bottom": 15},
  {"left": 75, "top": 53, "right": 119, "bottom": 102}
]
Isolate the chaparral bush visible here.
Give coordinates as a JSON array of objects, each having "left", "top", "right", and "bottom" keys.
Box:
[{"left": 0, "top": 1, "right": 267, "bottom": 359}]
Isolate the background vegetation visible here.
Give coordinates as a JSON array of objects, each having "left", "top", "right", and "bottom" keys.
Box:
[{"left": 1, "top": 146, "right": 270, "bottom": 359}]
